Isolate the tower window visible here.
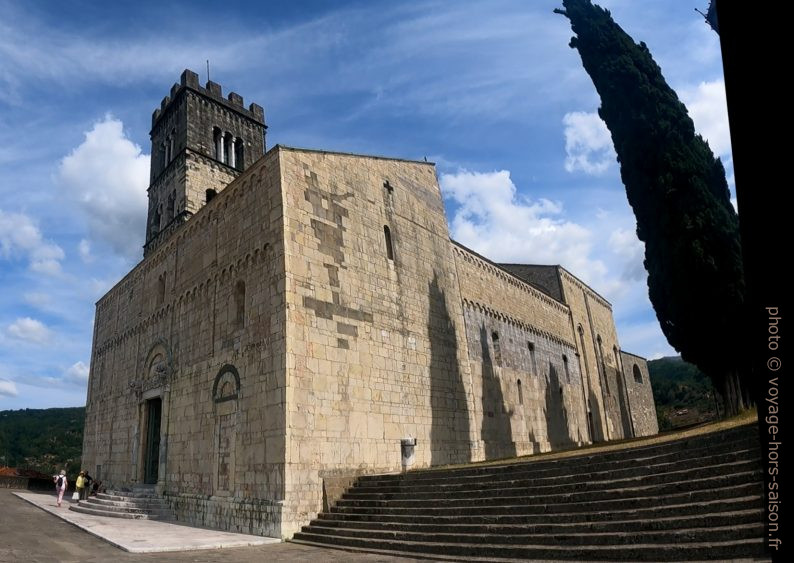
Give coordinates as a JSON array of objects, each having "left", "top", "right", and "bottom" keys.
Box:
[
  {"left": 166, "top": 191, "right": 175, "bottom": 220},
  {"left": 235, "top": 139, "right": 244, "bottom": 170},
  {"left": 224, "top": 132, "right": 233, "bottom": 166},
  {"left": 633, "top": 364, "right": 643, "bottom": 384},
  {"left": 152, "top": 204, "right": 162, "bottom": 234},
  {"left": 206, "top": 189, "right": 217, "bottom": 203},
  {"left": 383, "top": 225, "right": 394, "bottom": 260},
  {"left": 213, "top": 127, "right": 223, "bottom": 162}
]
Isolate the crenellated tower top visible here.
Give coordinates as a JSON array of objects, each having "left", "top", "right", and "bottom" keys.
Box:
[{"left": 144, "top": 69, "right": 267, "bottom": 256}]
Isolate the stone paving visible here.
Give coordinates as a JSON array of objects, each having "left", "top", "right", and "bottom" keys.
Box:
[{"left": 0, "top": 489, "right": 422, "bottom": 562}]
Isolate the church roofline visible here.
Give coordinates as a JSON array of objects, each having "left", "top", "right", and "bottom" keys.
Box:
[
  {"left": 274, "top": 144, "right": 435, "bottom": 167},
  {"left": 497, "top": 261, "right": 613, "bottom": 308},
  {"left": 620, "top": 350, "right": 649, "bottom": 361},
  {"left": 556, "top": 265, "right": 612, "bottom": 308},
  {"left": 450, "top": 240, "right": 568, "bottom": 306}
]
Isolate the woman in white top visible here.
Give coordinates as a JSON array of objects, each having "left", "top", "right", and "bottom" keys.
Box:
[{"left": 53, "top": 469, "right": 68, "bottom": 507}]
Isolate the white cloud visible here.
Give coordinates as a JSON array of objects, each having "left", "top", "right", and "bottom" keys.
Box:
[
  {"left": 57, "top": 117, "right": 149, "bottom": 260},
  {"left": 608, "top": 228, "right": 646, "bottom": 282},
  {"left": 5, "top": 317, "right": 52, "bottom": 345},
  {"left": 23, "top": 292, "right": 52, "bottom": 308},
  {"left": 618, "top": 320, "right": 676, "bottom": 360},
  {"left": 562, "top": 111, "right": 616, "bottom": 175},
  {"left": 440, "top": 169, "right": 608, "bottom": 285},
  {"left": 0, "top": 378, "right": 18, "bottom": 397},
  {"left": 64, "top": 361, "right": 89, "bottom": 383},
  {"left": 679, "top": 79, "right": 732, "bottom": 157},
  {"left": 0, "top": 209, "right": 65, "bottom": 275},
  {"left": 78, "top": 239, "right": 93, "bottom": 263}
]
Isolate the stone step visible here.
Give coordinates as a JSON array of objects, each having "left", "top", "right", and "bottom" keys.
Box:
[
  {"left": 300, "top": 424, "right": 765, "bottom": 560},
  {"left": 344, "top": 458, "right": 761, "bottom": 501},
  {"left": 358, "top": 426, "right": 758, "bottom": 484},
  {"left": 311, "top": 508, "right": 763, "bottom": 536},
  {"left": 359, "top": 437, "right": 759, "bottom": 488},
  {"left": 105, "top": 490, "right": 160, "bottom": 499},
  {"left": 331, "top": 482, "right": 762, "bottom": 517},
  {"left": 336, "top": 470, "right": 761, "bottom": 510},
  {"left": 291, "top": 532, "right": 765, "bottom": 561},
  {"left": 300, "top": 521, "right": 764, "bottom": 547},
  {"left": 355, "top": 446, "right": 760, "bottom": 492},
  {"left": 320, "top": 495, "right": 763, "bottom": 526},
  {"left": 69, "top": 504, "right": 152, "bottom": 519},
  {"left": 81, "top": 497, "right": 168, "bottom": 510},
  {"left": 77, "top": 499, "right": 149, "bottom": 514},
  {"left": 80, "top": 489, "right": 174, "bottom": 521}
]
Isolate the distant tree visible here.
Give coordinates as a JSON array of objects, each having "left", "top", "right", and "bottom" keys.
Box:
[
  {"left": 555, "top": 1, "right": 748, "bottom": 415},
  {"left": 0, "top": 407, "right": 84, "bottom": 477}
]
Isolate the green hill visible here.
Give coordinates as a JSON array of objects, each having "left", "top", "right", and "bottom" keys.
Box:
[
  {"left": 0, "top": 407, "right": 85, "bottom": 477},
  {"left": 648, "top": 357, "right": 721, "bottom": 430}
]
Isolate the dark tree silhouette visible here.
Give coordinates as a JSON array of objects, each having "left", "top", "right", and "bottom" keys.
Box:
[{"left": 555, "top": 0, "right": 747, "bottom": 414}]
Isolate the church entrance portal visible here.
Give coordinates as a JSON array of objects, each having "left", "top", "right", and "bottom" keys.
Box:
[{"left": 144, "top": 397, "right": 161, "bottom": 484}]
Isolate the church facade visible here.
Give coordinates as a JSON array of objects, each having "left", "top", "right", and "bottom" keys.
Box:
[{"left": 81, "top": 70, "right": 657, "bottom": 538}]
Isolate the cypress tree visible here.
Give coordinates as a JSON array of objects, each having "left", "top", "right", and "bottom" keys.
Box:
[{"left": 555, "top": 0, "right": 747, "bottom": 414}]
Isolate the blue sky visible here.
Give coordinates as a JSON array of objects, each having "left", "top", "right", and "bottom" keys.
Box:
[{"left": 0, "top": 0, "right": 731, "bottom": 409}]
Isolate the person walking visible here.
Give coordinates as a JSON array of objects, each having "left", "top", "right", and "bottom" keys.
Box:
[{"left": 53, "top": 470, "right": 68, "bottom": 507}]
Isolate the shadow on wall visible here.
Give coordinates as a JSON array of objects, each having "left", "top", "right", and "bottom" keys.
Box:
[
  {"left": 544, "top": 360, "right": 573, "bottom": 448},
  {"left": 479, "top": 324, "right": 516, "bottom": 460},
  {"left": 589, "top": 388, "right": 605, "bottom": 442},
  {"left": 613, "top": 366, "right": 633, "bottom": 438},
  {"left": 428, "top": 273, "right": 471, "bottom": 466}
]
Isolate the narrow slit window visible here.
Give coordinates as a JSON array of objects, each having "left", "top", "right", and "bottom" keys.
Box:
[
  {"left": 597, "top": 335, "right": 609, "bottom": 395},
  {"left": 517, "top": 379, "right": 523, "bottom": 405},
  {"left": 562, "top": 354, "right": 570, "bottom": 382},
  {"left": 234, "top": 280, "right": 246, "bottom": 327},
  {"left": 528, "top": 342, "right": 537, "bottom": 375},
  {"left": 491, "top": 331, "right": 502, "bottom": 366},
  {"left": 157, "top": 272, "right": 166, "bottom": 306},
  {"left": 383, "top": 225, "right": 394, "bottom": 260}
]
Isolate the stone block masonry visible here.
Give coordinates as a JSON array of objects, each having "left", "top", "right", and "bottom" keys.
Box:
[{"left": 82, "top": 70, "right": 658, "bottom": 541}]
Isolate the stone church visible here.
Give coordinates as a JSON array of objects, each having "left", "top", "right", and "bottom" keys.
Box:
[{"left": 81, "top": 70, "right": 658, "bottom": 538}]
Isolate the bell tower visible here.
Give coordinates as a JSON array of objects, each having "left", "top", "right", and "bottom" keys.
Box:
[{"left": 144, "top": 69, "right": 267, "bottom": 256}]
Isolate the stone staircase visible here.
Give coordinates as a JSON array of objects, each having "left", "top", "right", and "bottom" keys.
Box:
[
  {"left": 69, "top": 484, "right": 174, "bottom": 521},
  {"left": 292, "top": 423, "right": 766, "bottom": 561}
]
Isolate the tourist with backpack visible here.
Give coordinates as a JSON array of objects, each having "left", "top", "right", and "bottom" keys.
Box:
[{"left": 53, "top": 470, "right": 67, "bottom": 507}]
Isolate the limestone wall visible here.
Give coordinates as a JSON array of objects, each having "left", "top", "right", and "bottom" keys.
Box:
[
  {"left": 278, "top": 148, "right": 476, "bottom": 536},
  {"left": 621, "top": 351, "right": 658, "bottom": 437},
  {"left": 558, "top": 268, "right": 632, "bottom": 441},
  {"left": 454, "top": 246, "right": 588, "bottom": 459},
  {"left": 83, "top": 149, "right": 287, "bottom": 537}
]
